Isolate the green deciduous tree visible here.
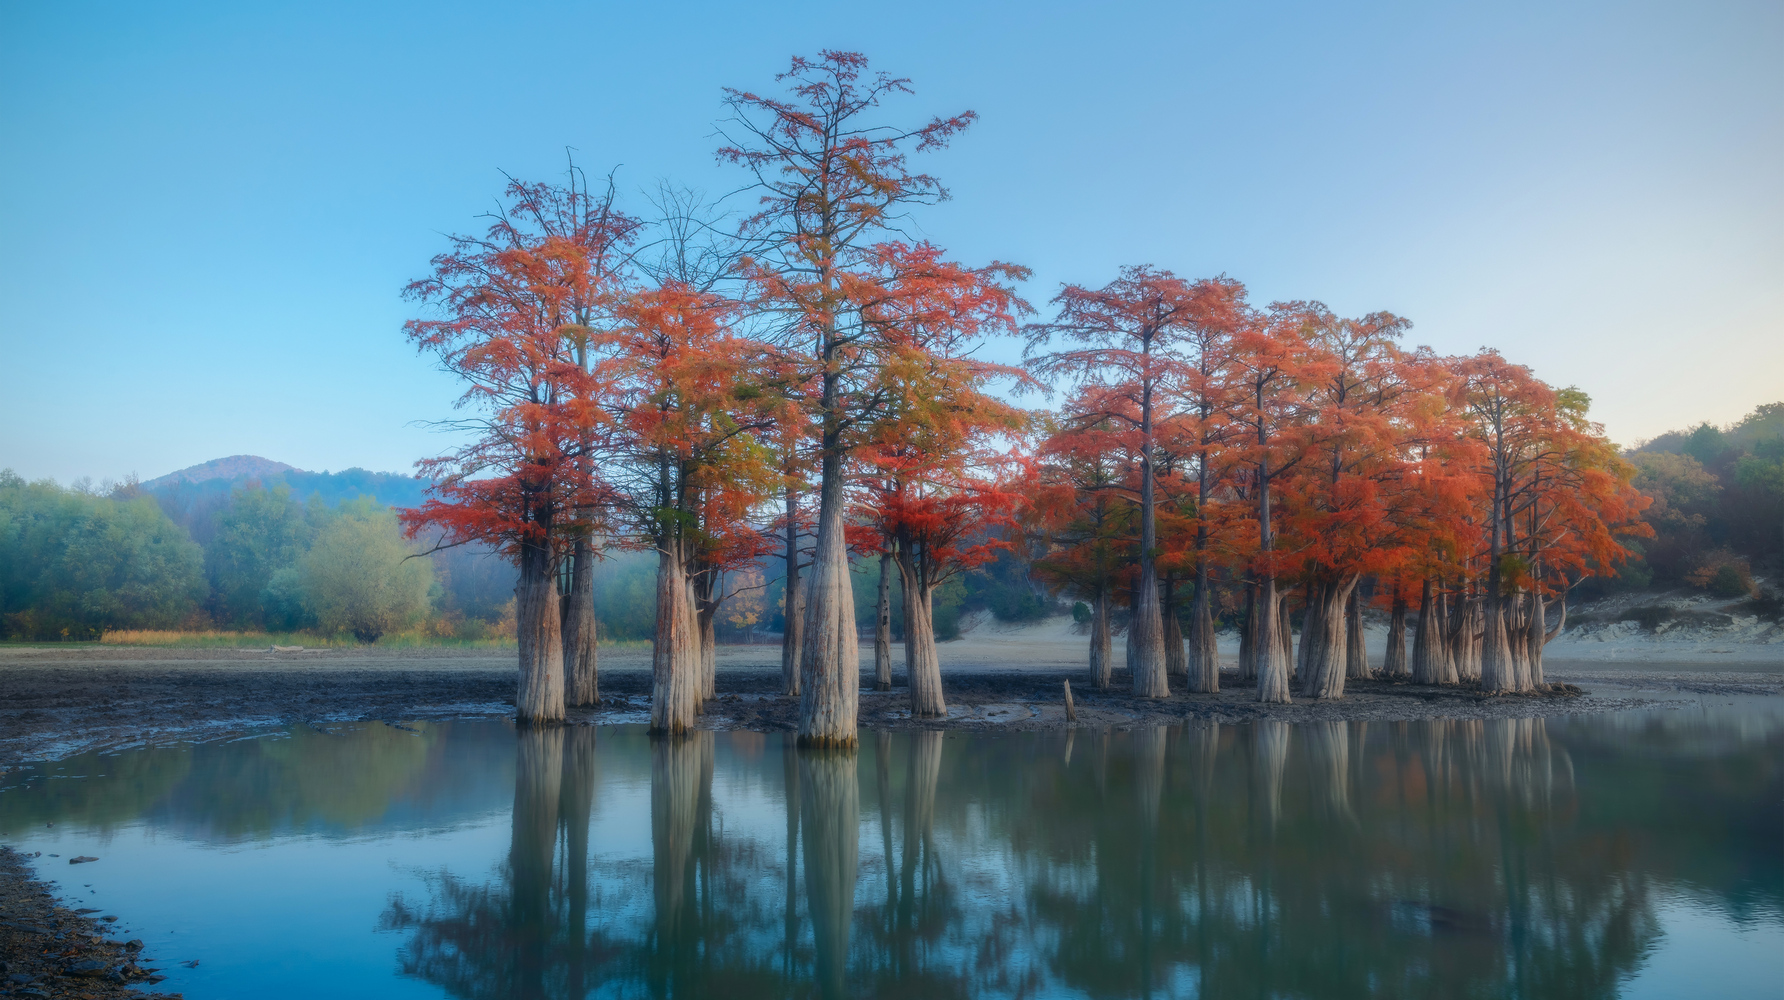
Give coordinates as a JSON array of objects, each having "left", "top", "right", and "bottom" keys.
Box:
[{"left": 300, "top": 499, "right": 434, "bottom": 643}]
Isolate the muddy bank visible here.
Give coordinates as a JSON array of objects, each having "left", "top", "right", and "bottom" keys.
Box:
[
  {"left": 5, "top": 642, "right": 1776, "bottom": 766},
  {"left": 0, "top": 846, "right": 180, "bottom": 998}
]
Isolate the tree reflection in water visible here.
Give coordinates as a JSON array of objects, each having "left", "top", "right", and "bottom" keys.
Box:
[{"left": 368, "top": 713, "right": 1775, "bottom": 999}]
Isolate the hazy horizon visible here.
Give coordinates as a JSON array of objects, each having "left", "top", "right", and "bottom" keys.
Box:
[{"left": 3, "top": 0, "right": 1779, "bottom": 484}]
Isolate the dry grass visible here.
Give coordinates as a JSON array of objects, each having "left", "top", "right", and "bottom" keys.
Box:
[{"left": 97, "top": 629, "right": 518, "bottom": 649}]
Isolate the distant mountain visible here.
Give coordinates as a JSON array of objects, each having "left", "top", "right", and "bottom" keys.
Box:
[
  {"left": 143, "top": 455, "right": 298, "bottom": 489},
  {"left": 141, "top": 456, "right": 431, "bottom": 542}
]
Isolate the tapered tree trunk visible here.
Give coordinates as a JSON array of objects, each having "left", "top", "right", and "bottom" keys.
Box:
[
  {"left": 515, "top": 536, "right": 565, "bottom": 725},
  {"left": 1132, "top": 385, "right": 1169, "bottom": 699},
  {"left": 1296, "top": 582, "right": 1323, "bottom": 686},
  {"left": 782, "top": 488, "right": 803, "bottom": 697},
  {"left": 1533, "top": 593, "right": 1566, "bottom": 688},
  {"left": 1186, "top": 571, "right": 1219, "bottom": 693},
  {"left": 798, "top": 453, "right": 858, "bottom": 748},
  {"left": 895, "top": 547, "right": 945, "bottom": 718},
  {"left": 693, "top": 567, "right": 718, "bottom": 711},
  {"left": 1435, "top": 591, "right": 1459, "bottom": 684},
  {"left": 1237, "top": 583, "right": 1257, "bottom": 682},
  {"left": 650, "top": 543, "right": 699, "bottom": 736},
  {"left": 800, "top": 748, "right": 859, "bottom": 1000},
  {"left": 1383, "top": 592, "right": 1409, "bottom": 679},
  {"left": 1412, "top": 578, "right": 1440, "bottom": 684},
  {"left": 563, "top": 536, "right": 599, "bottom": 707},
  {"left": 1124, "top": 585, "right": 1137, "bottom": 674},
  {"left": 1302, "top": 576, "right": 1358, "bottom": 700},
  {"left": 1345, "top": 588, "right": 1369, "bottom": 679},
  {"left": 1256, "top": 575, "right": 1291, "bottom": 704},
  {"left": 1277, "top": 590, "right": 1294, "bottom": 679},
  {"left": 699, "top": 603, "right": 717, "bottom": 707},
  {"left": 873, "top": 552, "right": 892, "bottom": 691},
  {"left": 1089, "top": 585, "right": 1113, "bottom": 690},
  {"left": 1459, "top": 597, "right": 1485, "bottom": 683},
  {"left": 1163, "top": 578, "right": 1187, "bottom": 679}
]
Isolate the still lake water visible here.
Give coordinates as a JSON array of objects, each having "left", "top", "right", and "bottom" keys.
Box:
[{"left": 1, "top": 702, "right": 1780, "bottom": 999}]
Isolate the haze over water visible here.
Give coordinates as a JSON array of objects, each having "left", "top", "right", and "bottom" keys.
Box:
[{"left": 1, "top": 703, "right": 1779, "bottom": 998}]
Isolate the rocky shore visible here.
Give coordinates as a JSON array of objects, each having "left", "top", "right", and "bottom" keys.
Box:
[{"left": 0, "top": 847, "right": 179, "bottom": 999}]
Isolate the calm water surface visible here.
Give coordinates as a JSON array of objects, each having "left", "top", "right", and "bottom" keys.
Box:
[{"left": 1, "top": 701, "right": 1780, "bottom": 999}]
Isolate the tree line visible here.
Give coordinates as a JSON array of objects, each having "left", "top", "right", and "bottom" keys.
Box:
[
  {"left": 1620, "top": 403, "right": 1784, "bottom": 598},
  {"left": 402, "top": 51, "right": 1665, "bottom": 742},
  {"left": 0, "top": 473, "right": 432, "bottom": 641}
]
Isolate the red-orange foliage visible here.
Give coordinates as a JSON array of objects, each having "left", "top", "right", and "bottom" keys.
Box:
[{"left": 400, "top": 171, "right": 638, "bottom": 724}]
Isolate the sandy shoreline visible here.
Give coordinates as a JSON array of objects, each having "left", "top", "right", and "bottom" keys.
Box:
[{"left": 2, "top": 637, "right": 1778, "bottom": 767}]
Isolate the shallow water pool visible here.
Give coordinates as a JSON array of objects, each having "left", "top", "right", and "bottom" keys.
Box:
[{"left": 2, "top": 700, "right": 1780, "bottom": 998}]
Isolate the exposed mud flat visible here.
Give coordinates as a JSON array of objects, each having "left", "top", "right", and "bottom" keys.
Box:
[{"left": 4, "top": 641, "right": 1776, "bottom": 767}]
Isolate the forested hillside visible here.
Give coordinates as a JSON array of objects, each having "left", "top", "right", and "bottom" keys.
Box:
[{"left": 1612, "top": 403, "right": 1784, "bottom": 597}]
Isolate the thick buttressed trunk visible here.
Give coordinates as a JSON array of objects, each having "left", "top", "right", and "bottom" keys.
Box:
[
  {"left": 1089, "top": 585, "right": 1113, "bottom": 690},
  {"left": 1186, "top": 570, "right": 1219, "bottom": 693},
  {"left": 800, "top": 748, "right": 859, "bottom": 1000},
  {"left": 1131, "top": 561, "right": 1170, "bottom": 698},
  {"left": 1412, "top": 578, "right": 1440, "bottom": 684},
  {"left": 1255, "top": 575, "right": 1291, "bottom": 703},
  {"left": 516, "top": 536, "right": 565, "bottom": 725},
  {"left": 1382, "top": 591, "right": 1409, "bottom": 679},
  {"left": 798, "top": 452, "right": 858, "bottom": 748},
  {"left": 1505, "top": 591, "right": 1534, "bottom": 684},
  {"left": 1479, "top": 599, "right": 1517, "bottom": 694},
  {"left": 1435, "top": 591, "right": 1459, "bottom": 684},
  {"left": 895, "top": 548, "right": 945, "bottom": 719},
  {"left": 782, "top": 489, "right": 803, "bottom": 697},
  {"left": 1459, "top": 597, "right": 1484, "bottom": 682},
  {"left": 1302, "top": 576, "right": 1358, "bottom": 701},
  {"left": 562, "top": 536, "right": 599, "bottom": 707},
  {"left": 650, "top": 543, "right": 699, "bottom": 736},
  {"left": 873, "top": 553, "right": 892, "bottom": 691},
  {"left": 1344, "top": 588, "right": 1369, "bottom": 680},
  {"left": 1164, "top": 578, "right": 1187, "bottom": 679}
]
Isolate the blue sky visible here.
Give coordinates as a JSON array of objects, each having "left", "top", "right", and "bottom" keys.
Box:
[{"left": 2, "top": 0, "right": 1778, "bottom": 483}]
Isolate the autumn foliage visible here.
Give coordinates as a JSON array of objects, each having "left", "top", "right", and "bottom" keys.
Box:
[{"left": 398, "top": 53, "right": 1652, "bottom": 734}]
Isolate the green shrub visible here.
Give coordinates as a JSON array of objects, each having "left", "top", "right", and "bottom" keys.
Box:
[
  {"left": 1709, "top": 564, "right": 1753, "bottom": 598},
  {"left": 298, "top": 500, "right": 432, "bottom": 643}
]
